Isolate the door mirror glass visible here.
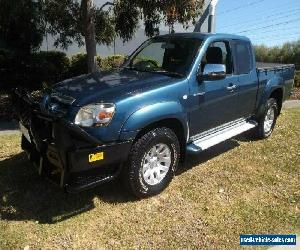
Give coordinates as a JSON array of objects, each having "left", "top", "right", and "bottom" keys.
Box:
[{"left": 198, "top": 64, "right": 226, "bottom": 82}]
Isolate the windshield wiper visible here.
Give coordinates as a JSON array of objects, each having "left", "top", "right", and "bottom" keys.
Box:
[
  {"left": 124, "top": 66, "right": 149, "bottom": 73},
  {"left": 124, "top": 67, "right": 184, "bottom": 78},
  {"left": 151, "top": 70, "right": 184, "bottom": 78},
  {"left": 124, "top": 66, "right": 138, "bottom": 71}
]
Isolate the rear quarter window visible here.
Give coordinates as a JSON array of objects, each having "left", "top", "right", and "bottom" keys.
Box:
[{"left": 233, "top": 41, "right": 253, "bottom": 75}]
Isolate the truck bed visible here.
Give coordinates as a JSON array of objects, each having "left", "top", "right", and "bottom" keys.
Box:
[
  {"left": 256, "top": 62, "right": 295, "bottom": 103},
  {"left": 256, "top": 62, "right": 295, "bottom": 71}
]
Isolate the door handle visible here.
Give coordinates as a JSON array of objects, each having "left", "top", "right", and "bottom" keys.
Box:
[
  {"left": 193, "top": 92, "right": 206, "bottom": 97},
  {"left": 227, "top": 84, "right": 237, "bottom": 91}
]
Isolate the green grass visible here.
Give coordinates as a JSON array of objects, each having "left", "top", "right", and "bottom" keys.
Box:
[{"left": 0, "top": 109, "right": 300, "bottom": 249}]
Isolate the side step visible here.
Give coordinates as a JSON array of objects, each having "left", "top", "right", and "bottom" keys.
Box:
[{"left": 187, "top": 119, "right": 257, "bottom": 154}]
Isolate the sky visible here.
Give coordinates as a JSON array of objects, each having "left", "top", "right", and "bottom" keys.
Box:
[
  {"left": 214, "top": 0, "right": 300, "bottom": 46},
  {"left": 42, "top": 0, "right": 300, "bottom": 55}
]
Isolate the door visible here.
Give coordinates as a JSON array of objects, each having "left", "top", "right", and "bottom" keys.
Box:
[
  {"left": 189, "top": 40, "right": 240, "bottom": 136},
  {"left": 232, "top": 40, "right": 258, "bottom": 118}
]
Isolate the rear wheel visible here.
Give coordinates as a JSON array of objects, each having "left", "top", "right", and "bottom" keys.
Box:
[
  {"left": 123, "top": 127, "right": 180, "bottom": 198},
  {"left": 255, "top": 98, "right": 279, "bottom": 139}
]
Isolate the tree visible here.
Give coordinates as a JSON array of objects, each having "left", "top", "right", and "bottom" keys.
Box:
[
  {"left": 254, "top": 40, "right": 300, "bottom": 66},
  {"left": 42, "top": 0, "right": 205, "bottom": 73},
  {"left": 0, "top": 0, "right": 44, "bottom": 56},
  {"left": 0, "top": 0, "right": 46, "bottom": 90},
  {"left": 82, "top": 0, "right": 97, "bottom": 72}
]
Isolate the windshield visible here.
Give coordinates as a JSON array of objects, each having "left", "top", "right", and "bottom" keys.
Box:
[{"left": 125, "top": 37, "right": 203, "bottom": 77}]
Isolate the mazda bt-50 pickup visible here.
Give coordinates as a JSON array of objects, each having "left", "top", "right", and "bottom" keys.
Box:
[{"left": 14, "top": 33, "right": 295, "bottom": 197}]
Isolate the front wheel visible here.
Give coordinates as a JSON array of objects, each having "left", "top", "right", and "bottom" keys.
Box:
[
  {"left": 255, "top": 98, "right": 279, "bottom": 139},
  {"left": 123, "top": 127, "right": 180, "bottom": 198}
]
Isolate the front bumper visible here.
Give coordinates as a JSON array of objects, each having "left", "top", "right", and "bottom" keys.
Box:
[{"left": 14, "top": 89, "right": 132, "bottom": 192}]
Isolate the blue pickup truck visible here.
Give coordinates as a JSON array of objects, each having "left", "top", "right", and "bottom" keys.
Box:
[{"left": 15, "top": 33, "right": 295, "bottom": 198}]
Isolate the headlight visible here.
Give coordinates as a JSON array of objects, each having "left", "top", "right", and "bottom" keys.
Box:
[{"left": 75, "top": 103, "right": 115, "bottom": 127}]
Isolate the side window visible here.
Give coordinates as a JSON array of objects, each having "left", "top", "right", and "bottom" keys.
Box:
[
  {"left": 201, "top": 41, "right": 233, "bottom": 74},
  {"left": 233, "top": 41, "right": 252, "bottom": 75}
]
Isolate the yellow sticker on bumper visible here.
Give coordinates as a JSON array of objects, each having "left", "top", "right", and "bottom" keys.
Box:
[{"left": 89, "top": 152, "right": 104, "bottom": 162}]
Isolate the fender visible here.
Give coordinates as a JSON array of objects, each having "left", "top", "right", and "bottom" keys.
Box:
[
  {"left": 119, "top": 101, "right": 187, "bottom": 140},
  {"left": 256, "top": 75, "right": 284, "bottom": 118}
]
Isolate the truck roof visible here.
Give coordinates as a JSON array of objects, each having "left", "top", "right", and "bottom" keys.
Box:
[{"left": 158, "top": 32, "right": 250, "bottom": 42}]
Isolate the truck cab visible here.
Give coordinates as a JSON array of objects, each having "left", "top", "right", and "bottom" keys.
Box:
[{"left": 15, "top": 33, "right": 295, "bottom": 198}]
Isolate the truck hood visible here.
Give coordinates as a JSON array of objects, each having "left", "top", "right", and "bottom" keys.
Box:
[{"left": 52, "top": 68, "right": 179, "bottom": 106}]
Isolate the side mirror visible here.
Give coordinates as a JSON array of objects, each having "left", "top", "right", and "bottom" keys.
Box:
[{"left": 197, "top": 64, "right": 226, "bottom": 82}]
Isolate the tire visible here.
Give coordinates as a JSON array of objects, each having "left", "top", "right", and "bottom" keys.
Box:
[
  {"left": 255, "top": 98, "right": 279, "bottom": 139},
  {"left": 123, "top": 127, "right": 180, "bottom": 198}
]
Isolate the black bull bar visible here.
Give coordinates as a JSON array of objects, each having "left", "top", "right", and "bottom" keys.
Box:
[{"left": 12, "top": 88, "right": 132, "bottom": 192}]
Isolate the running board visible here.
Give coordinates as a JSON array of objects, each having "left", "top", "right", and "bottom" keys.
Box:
[{"left": 187, "top": 119, "right": 257, "bottom": 154}]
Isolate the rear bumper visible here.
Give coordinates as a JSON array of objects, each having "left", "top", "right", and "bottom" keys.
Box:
[{"left": 14, "top": 88, "right": 132, "bottom": 192}]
